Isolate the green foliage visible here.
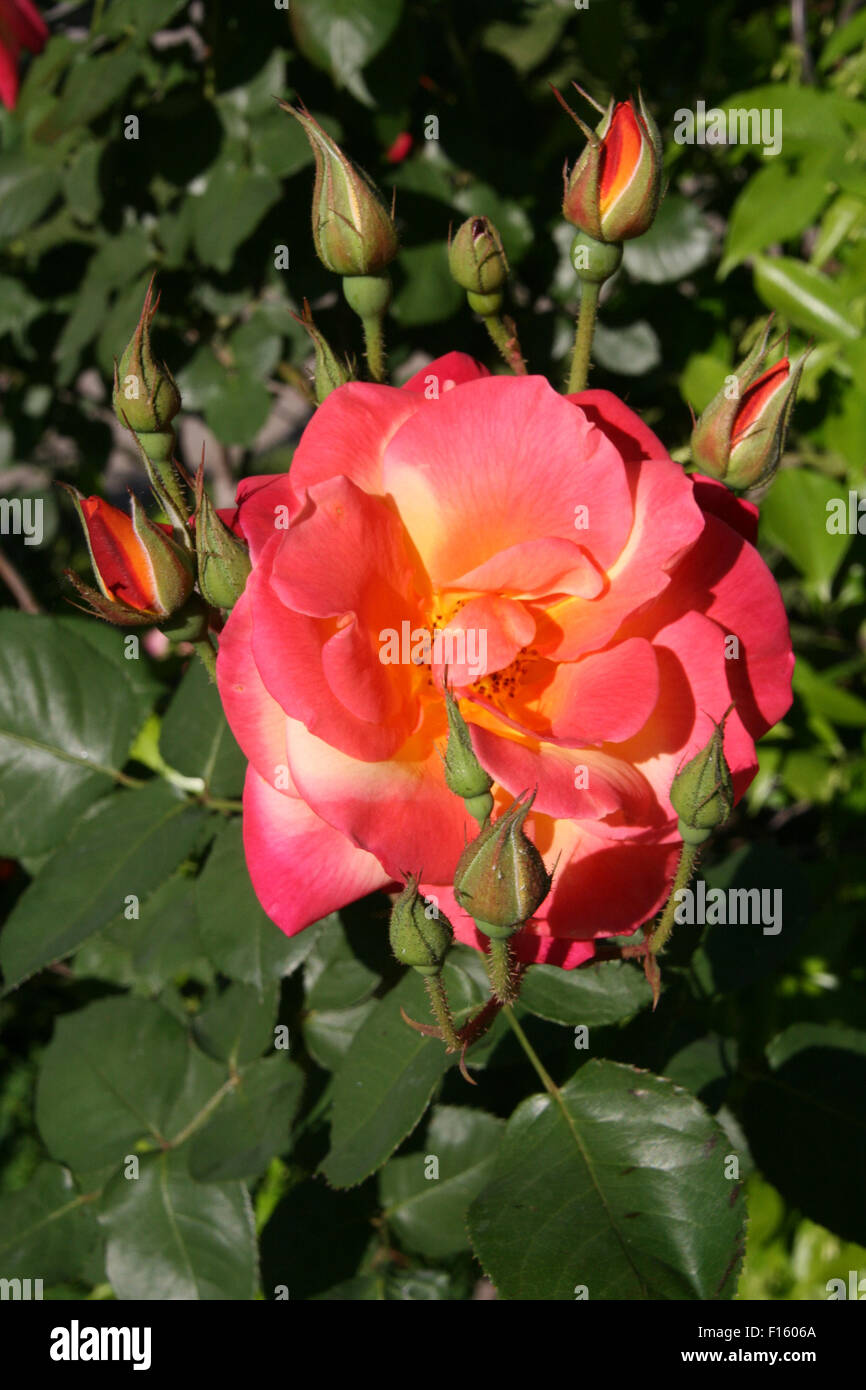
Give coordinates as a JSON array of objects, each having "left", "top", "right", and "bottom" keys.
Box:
[{"left": 0, "top": 0, "right": 864, "bottom": 1304}]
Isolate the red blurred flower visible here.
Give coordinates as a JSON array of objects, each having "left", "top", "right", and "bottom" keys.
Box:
[
  {"left": 0, "top": 0, "right": 48, "bottom": 110},
  {"left": 385, "top": 131, "right": 413, "bottom": 164}
]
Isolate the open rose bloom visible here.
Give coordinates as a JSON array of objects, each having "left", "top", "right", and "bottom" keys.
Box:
[{"left": 217, "top": 354, "right": 793, "bottom": 968}]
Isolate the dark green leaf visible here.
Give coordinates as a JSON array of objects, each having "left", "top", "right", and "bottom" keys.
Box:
[
  {"left": 520, "top": 959, "right": 652, "bottom": 1026},
  {"left": 0, "top": 612, "right": 144, "bottom": 859},
  {"left": 0, "top": 782, "right": 207, "bottom": 991},
  {"left": 320, "top": 964, "right": 482, "bottom": 1188},
  {"left": 468, "top": 1061, "right": 745, "bottom": 1300},
  {"left": 391, "top": 243, "right": 463, "bottom": 326},
  {"left": 0, "top": 153, "right": 61, "bottom": 243},
  {"left": 193, "top": 981, "right": 279, "bottom": 1066},
  {"left": 188, "top": 1055, "right": 303, "bottom": 1181},
  {"left": 35, "top": 995, "right": 225, "bottom": 1174},
  {"left": 302, "top": 999, "right": 377, "bottom": 1071},
  {"left": 192, "top": 163, "right": 281, "bottom": 272},
  {"left": 0, "top": 1163, "right": 101, "bottom": 1282},
  {"left": 195, "top": 819, "right": 310, "bottom": 989},
  {"left": 99, "top": 1149, "right": 257, "bottom": 1299},
  {"left": 304, "top": 913, "right": 382, "bottom": 1011},
  {"left": 72, "top": 874, "right": 215, "bottom": 993},
  {"left": 380, "top": 1106, "right": 503, "bottom": 1257},
  {"left": 160, "top": 657, "right": 246, "bottom": 798}
]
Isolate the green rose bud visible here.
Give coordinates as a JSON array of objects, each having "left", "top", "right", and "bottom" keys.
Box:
[
  {"left": 454, "top": 790, "right": 552, "bottom": 939},
  {"left": 112, "top": 276, "right": 181, "bottom": 462},
  {"left": 448, "top": 217, "right": 509, "bottom": 311},
  {"left": 282, "top": 101, "right": 398, "bottom": 277},
  {"left": 194, "top": 466, "right": 251, "bottom": 611},
  {"left": 389, "top": 875, "right": 454, "bottom": 975},
  {"left": 442, "top": 688, "right": 493, "bottom": 825},
  {"left": 294, "top": 299, "right": 354, "bottom": 404},
  {"left": 670, "top": 706, "right": 736, "bottom": 845}
]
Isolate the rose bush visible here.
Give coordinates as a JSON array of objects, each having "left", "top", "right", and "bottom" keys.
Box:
[{"left": 217, "top": 353, "right": 793, "bottom": 968}]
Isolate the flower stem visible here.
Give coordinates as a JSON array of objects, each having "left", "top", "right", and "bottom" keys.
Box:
[
  {"left": 482, "top": 314, "right": 527, "bottom": 374},
  {"left": 648, "top": 841, "right": 702, "bottom": 955},
  {"left": 424, "top": 973, "right": 462, "bottom": 1051},
  {"left": 193, "top": 636, "right": 218, "bottom": 683},
  {"left": 485, "top": 936, "right": 518, "bottom": 1005},
  {"left": 567, "top": 279, "right": 600, "bottom": 394},
  {"left": 361, "top": 314, "right": 387, "bottom": 383},
  {"left": 502, "top": 1006, "right": 558, "bottom": 1099}
]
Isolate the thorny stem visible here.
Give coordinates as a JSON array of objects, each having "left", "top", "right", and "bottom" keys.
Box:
[
  {"left": 193, "top": 635, "right": 218, "bottom": 682},
  {"left": 424, "top": 973, "right": 462, "bottom": 1051},
  {"left": 648, "top": 840, "right": 702, "bottom": 955},
  {"left": 482, "top": 314, "right": 527, "bottom": 374},
  {"left": 567, "top": 278, "right": 600, "bottom": 394},
  {"left": 361, "top": 314, "right": 387, "bottom": 383}
]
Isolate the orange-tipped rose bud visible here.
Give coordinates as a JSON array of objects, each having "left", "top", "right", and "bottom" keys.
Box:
[
  {"left": 559, "top": 90, "right": 663, "bottom": 244},
  {"left": 691, "top": 319, "right": 806, "bottom": 490},
  {"left": 453, "top": 790, "right": 552, "bottom": 939},
  {"left": 282, "top": 101, "right": 398, "bottom": 277},
  {"left": 61, "top": 486, "right": 194, "bottom": 626}
]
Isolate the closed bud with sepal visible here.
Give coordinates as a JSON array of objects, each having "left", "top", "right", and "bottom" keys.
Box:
[
  {"left": 670, "top": 706, "right": 735, "bottom": 845},
  {"left": 389, "top": 874, "right": 453, "bottom": 975},
  {"left": 454, "top": 790, "right": 552, "bottom": 939}
]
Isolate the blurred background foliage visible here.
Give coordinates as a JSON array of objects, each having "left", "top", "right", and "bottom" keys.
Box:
[{"left": 0, "top": 0, "right": 865, "bottom": 1301}]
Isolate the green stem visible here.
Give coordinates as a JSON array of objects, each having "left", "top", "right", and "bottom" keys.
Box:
[
  {"left": 567, "top": 279, "right": 600, "bottom": 394},
  {"left": 361, "top": 314, "right": 387, "bottom": 383},
  {"left": 90, "top": 0, "right": 107, "bottom": 35},
  {"left": 167, "top": 1078, "right": 235, "bottom": 1149},
  {"left": 482, "top": 314, "right": 527, "bottom": 375},
  {"left": 193, "top": 636, "right": 218, "bottom": 683},
  {"left": 200, "top": 795, "right": 244, "bottom": 814},
  {"left": 424, "top": 973, "right": 462, "bottom": 1051},
  {"left": 485, "top": 936, "right": 517, "bottom": 1005},
  {"left": 502, "top": 1006, "right": 558, "bottom": 1098},
  {"left": 648, "top": 841, "right": 702, "bottom": 955}
]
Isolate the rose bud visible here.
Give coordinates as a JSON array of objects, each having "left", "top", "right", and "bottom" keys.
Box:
[
  {"left": 293, "top": 299, "right": 354, "bottom": 404},
  {"left": 560, "top": 90, "right": 663, "bottom": 244},
  {"left": 691, "top": 321, "right": 806, "bottom": 491},
  {"left": 669, "top": 706, "right": 735, "bottom": 845},
  {"left": 448, "top": 216, "right": 510, "bottom": 316},
  {"left": 61, "top": 485, "right": 194, "bottom": 626},
  {"left": 442, "top": 687, "right": 493, "bottom": 826},
  {"left": 389, "top": 874, "right": 454, "bottom": 975},
  {"left": 454, "top": 790, "right": 552, "bottom": 939},
  {"left": 282, "top": 101, "right": 398, "bottom": 278},
  {"left": 194, "top": 466, "right": 251, "bottom": 611},
  {"left": 112, "top": 275, "right": 181, "bottom": 463}
]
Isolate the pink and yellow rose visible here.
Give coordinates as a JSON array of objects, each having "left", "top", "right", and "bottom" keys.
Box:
[{"left": 217, "top": 354, "right": 793, "bottom": 968}]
